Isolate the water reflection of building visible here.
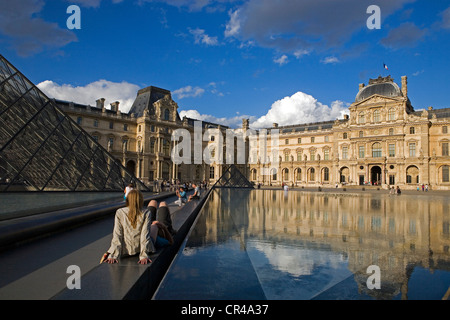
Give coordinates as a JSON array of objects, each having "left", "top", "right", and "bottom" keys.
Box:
[{"left": 195, "top": 189, "right": 450, "bottom": 299}]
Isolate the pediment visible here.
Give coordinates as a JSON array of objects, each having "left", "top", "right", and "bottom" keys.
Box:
[{"left": 352, "top": 94, "right": 403, "bottom": 107}]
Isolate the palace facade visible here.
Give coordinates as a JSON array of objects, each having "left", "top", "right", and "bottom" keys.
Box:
[{"left": 57, "top": 75, "right": 450, "bottom": 190}]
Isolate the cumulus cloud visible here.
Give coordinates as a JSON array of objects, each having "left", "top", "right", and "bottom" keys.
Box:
[
  {"left": 189, "top": 28, "right": 219, "bottom": 46},
  {"left": 224, "top": 0, "right": 415, "bottom": 53},
  {"left": 173, "top": 86, "right": 206, "bottom": 99},
  {"left": 249, "top": 91, "right": 349, "bottom": 129},
  {"left": 0, "top": 0, "right": 77, "bottom": 56},
  {"left": 179, "top": 109, "right": 256, "bottom": 129},
  {"left": 37, "top": 79, "right": 140, "bottom": 113}
]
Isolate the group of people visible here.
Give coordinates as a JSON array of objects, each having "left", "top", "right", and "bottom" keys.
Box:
[
  {"left": 102, "top": 189, "right": 176, "bottom": 264},
  {"left": 175, "top": 183, "right": 201, "bottom": 206},
  {"left": 153, "top": 179, "right": 209, "bottom": 193},
  {"left": 417, "top": 184, "right": 429, "bottom": 192},
  {"left": 389, "top": 186, "right": 402, "bottom": 195}
]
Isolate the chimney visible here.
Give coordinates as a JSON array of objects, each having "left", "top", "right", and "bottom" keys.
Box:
[
  {"left": 401, "top": 76, "right": 408, "bottom": 97},
  {"left": 110, "top": 101, "right": 120, "bottom": 114},
  {"left": 242, "top": 119, "right": 249, "bottom": 130},
  {"left": 96, "top": 98, "right": 105, "bottom": 110}
]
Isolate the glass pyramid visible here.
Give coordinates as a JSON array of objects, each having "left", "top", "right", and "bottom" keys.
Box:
[
  {"left": 213, "top": 165, "right": 254, "bottom": 189},
  {"left": 0, "top": 54, "right": 149, "bottom": 192}
]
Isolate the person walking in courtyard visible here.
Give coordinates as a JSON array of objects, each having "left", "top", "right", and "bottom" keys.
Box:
[{"left": 103, "top": 189, "right": 154, "bottom": 264}]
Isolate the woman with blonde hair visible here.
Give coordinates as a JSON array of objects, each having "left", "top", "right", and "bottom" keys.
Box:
[{"left": 103, "top": 189, "right": 155, "bottom": 264}]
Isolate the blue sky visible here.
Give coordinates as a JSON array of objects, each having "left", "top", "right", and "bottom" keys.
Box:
[{"left": 1, "top": 0, "right": 449, "bottom": 128}]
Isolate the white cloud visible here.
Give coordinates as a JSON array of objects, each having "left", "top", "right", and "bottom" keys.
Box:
[
  {"left": 179, "top": 109, "right": 256, "bottom": 129},
  {"left": 179, "top": 91, "right": 349, "bottom": 129},
  {"left": 173, "top": 86, "right": 205, "bottom": 99},
  {"left": 224, "top": 9, "right": 241, "bottom": 37},
  {"left": 37, "top": 79, "right": 140, "bottom": 113},
  {"left": 189, "top": 28, "right": 219, "bottom": 46},
  {"left": 321, "top": 56, "right": 339, "bottom": 64},
  {"left": 274, "top": 55, "right": 289, "bottom": 66},
  {"left": 294, "top": 49, "right": 311, "bottom": 59},
  {"left": 249, "top": 91, "right": 349, "bottom": 129}
]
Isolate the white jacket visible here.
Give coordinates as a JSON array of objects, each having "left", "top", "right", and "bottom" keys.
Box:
[{"left": 107, "top": 207, "right": 155, "bottom": 260}]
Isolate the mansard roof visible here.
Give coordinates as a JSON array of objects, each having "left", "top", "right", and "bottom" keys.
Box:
[{"left": 128, "top": 86, "right": 172, "bottom": 118}]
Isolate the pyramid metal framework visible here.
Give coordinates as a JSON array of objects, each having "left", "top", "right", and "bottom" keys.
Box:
[
  {"left": 213, "top": 165, "right": 254, "bottom": 189},
  {"left": 0, "top": 55, "right": 149, "bottom": 192}
]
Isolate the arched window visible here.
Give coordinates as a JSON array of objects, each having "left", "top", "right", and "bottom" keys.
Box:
[
  {"left": 372, "top": 142, "right": 382, "bottom": 158},
  {"left": 323, "top": 167, "right": 330, "bottom": 182},
  {"left": 388, "top": 108, "right": 396, "bottom": 121},
  {"left": 283, "top": 168, "right": 289, "bottom": 181},
  {"left": 309, "top": 168, "right": 315, "bottom": 181},
  {"left": 295, "top": 168, "right": 302, "bottom": 181},
  {"left": 373, "top": 110, "right": 381, "bottom": 123},
  {"left": 443, "top": 165, "right": 449, "bottom": 183},
  {"left": 359, "top": 112, "right": 365, "bottom": 124},
  {"left": 164, "top": 109, "right": 170, "bottom": 121}
]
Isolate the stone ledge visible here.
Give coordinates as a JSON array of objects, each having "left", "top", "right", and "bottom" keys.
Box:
[
  {"left": 0, "top": 192, "right": 175, "bottom": 252},
  {"left": 52, "top": 189, "right": 211, "bottom": 300}
]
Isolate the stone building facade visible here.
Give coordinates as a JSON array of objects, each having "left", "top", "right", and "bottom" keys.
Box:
[{"left": 57, "top": 75, "right": 450, "bottom": 190}]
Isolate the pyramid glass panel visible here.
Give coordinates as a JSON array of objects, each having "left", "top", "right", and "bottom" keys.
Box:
[
  {"left": 0, "top": 55, "right": 149, "bottom": 192},
  {"left": 213, "top": 165, "right": 254, "bottom": 189}
]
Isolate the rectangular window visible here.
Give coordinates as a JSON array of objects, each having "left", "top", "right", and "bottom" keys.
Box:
[
  {"left": 409, "top": 143, "right": 416, "bottom": 157},
  {"left": 109, "top": 121, "right": 114, "bottom": 129},
  {"left": 443, "top": 126, "right": 448, "bottom": 134},
  {"left": 94, "top": 119, "right": 99, "bottom": 127},
  {"left": 108, "top": 138, "right": 114, "bottom": 149},
  {"left": 324, "top": 149, "right": 330, "bottom": 160},
  {"left": 359, "top": 146, "right": 365, "bottom": 158},
  {"left": 209, "top": 166, "right": 215, "bottom": 179},
  {"left": 443, "top": 166, "right": 449, "bottom": 183},
  {"left": 342, "top": 146, "right": 348, "bottom": 160},
  {"left": 124, "top": 123, "right": 128, "bottom": 131},
  {"left": 443, "top": 142, "right": 449, "bottom": 156},
  {"left": 389, "top": 175, "right": 395, "bottom": 185},
  {"left": 297, "top": 152, "right": 302, "bottom": 162},
  {"left": 285, "top": 139, "right": 289, "bottom": 145},
  {"left": 77, "top": 116, "right": 82, "bottom": 125},
  {"left": 298, "top": 138, "right": 302, "bottom": 144},
  {"left": 324, "top": 136, "right": 329, "bottom": 142},
  {"left": 389, "top": 144, "right": 395, "bottom": 157},
  {"left": 311, "top": 137, "right": 315, "bottom": 143},
  {"left": 310, "top": 153, "right": 315, "bottom": 161},
  {"left": 285, "top": 152, "right": 290, "bottom": 162}
]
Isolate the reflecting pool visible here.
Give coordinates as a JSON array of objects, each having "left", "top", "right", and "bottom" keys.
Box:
[{"left": 153, "top": 188, "right": 450, "bottom": 300}]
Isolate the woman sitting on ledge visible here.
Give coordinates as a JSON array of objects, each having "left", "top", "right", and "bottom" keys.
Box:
[{"left": 103, "top": 189, "right": 155, "bottom": 264}]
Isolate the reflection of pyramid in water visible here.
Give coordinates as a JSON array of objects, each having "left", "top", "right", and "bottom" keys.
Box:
[
  {"left": 213, "top": 165, "right": 254, "bottom": 189},
  {"left": 0, "top": 55, "right": 149, "bottom": 192}
]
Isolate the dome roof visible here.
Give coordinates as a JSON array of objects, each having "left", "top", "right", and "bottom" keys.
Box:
[{"left": 355, "top": 76, "right": 403, "bottom": 102}]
